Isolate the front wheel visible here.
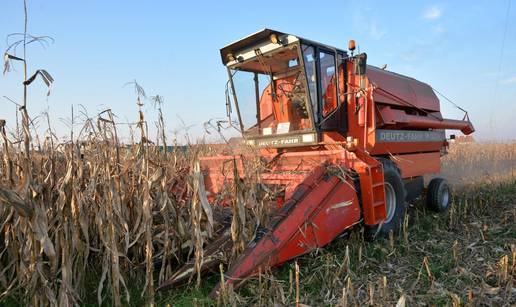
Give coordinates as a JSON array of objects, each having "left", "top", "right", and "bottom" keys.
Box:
[{"left": 365, "top": 159, "right": 407, "bottom": 240}]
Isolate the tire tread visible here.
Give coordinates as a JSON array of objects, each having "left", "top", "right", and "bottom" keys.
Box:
[{"left": 426, "top": 177, "right": 450, "bottom": 212}]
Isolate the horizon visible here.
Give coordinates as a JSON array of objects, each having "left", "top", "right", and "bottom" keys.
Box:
[{"left": 1, "top": 0, "right": 515, "bottom": 143}]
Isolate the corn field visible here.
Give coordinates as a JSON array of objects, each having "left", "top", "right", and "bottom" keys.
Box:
[
  {"left": 2, "top": 49, "right": 516, "bottom": 306},
  {"left": 0, "top": 106, "right": 214, "bottom": 306},
  {"left": 1, "top": 1, "right": 515, "bottom": 305},
  {"left": 1, "top": 107, "right": 515, "bottom": 306}
]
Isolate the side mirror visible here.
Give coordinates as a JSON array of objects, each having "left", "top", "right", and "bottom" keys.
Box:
[{"left": 354, "top": 53, "right": 367, "bottom": 75}]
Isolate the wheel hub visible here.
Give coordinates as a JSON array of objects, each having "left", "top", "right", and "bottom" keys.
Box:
[
  {"left": 441, "top": 185, "right": 450, "bottom": 208},
  {"left": 384, "top": 182, "right": 396, "bottom": 223}
]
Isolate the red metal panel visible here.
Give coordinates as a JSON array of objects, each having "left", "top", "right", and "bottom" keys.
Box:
[
  {"left": 370, "top": 142, "right": 444, "bottom": 155},
  {"left": 377, "top": 106, "right": 475, "bottom": 135},
  {"left": 199, "top": 149, "right": 359, "bottom": 195},
  {"left": 309, "top": 181, "right": 361, "bottom": 245},
  {"left": 367, "top": 66, "right": 440, "bottom": 112},
  {"left": 210, "top": 165, "right": 361, "bottom": 296},
  {"left": 392, "top": 152, "right": 441, "bottom": 178},
  {"left": 274, "top": 177, "right": 361, "bottom": 264}
]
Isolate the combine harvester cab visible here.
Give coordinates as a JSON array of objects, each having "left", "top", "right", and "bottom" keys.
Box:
[{"left": 159, "top": 29, "right": 474, "bottom": 295}]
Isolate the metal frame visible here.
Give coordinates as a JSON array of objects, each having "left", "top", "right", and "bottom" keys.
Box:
[
  {"left": 304, "top": 41, "right": 348, "bottom": 135},
  {"left": 226, "top": 41, "right": 319, "bottom": 142},
  {"left": 314, "top": 46, "right": 338, "bottom": 121},
  {"left": 226, "top": 39, "right": 352, "bottom": 147},
  {"left": 299, "top": 43, "right": 318, "bottom": 125}
]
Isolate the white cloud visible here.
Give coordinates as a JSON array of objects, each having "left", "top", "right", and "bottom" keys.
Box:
[
  {"left": 424, "top": 6, "right": 442, "bottom": 20},
  {"left": 369, "top": 22, "right": 386, "bottom": 40},
  {"left": 432, "top": 25, "right": 445, "bottom": 34},
  {"left": 501, "top": 76, "right": 516, "bottom": 84}
]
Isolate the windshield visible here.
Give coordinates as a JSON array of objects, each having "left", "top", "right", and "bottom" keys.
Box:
[{"left": 229, "top": 44, "right": 314, "bottom": 137}]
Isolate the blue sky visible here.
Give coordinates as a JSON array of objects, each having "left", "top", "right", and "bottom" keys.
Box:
[{"left": 1, "top": 0, "right": 515, "bottom": 142}]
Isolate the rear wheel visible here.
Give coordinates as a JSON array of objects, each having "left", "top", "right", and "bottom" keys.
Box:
[
  {"left": 426, "top": 178, "right": 451, "bottom": 213},
  {"left": 365, "top": 159, "right": 407, "bottom": 240}
]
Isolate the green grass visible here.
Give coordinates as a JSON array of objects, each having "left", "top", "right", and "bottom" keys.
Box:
[{"left": 156, "top": 276, "right": 217, "bottom": 307}]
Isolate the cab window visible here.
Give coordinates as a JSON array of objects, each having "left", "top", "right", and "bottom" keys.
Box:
[
  {"left": 302, "top": 45, "right": 317, "bottom": 115},
  {"left": 319, "top": 51, "right": 337, "bottom": 117}
]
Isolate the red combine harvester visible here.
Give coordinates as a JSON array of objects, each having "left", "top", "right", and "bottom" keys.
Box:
[{"left": 159, "top": 29, "right": 474, "bottom": 295}]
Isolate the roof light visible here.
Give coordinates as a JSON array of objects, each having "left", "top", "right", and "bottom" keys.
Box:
[{"left": 348, "top": 40, "right": 356, "bottom": 51}]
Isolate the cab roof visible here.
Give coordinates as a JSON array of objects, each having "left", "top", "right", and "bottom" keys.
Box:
[
  {"left": 220, "top": 29, "right": 440, "bottom": 112},
  {"left": 220, "top": 28, "right": 347, "bottom": 65}
]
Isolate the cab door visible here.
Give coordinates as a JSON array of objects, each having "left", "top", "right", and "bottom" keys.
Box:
[{"left": 317, "top": 49, "right": 347, "bottom": 134}]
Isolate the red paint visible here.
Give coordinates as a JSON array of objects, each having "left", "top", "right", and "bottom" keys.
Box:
[{"left": 210, "top": 163, "right": 362, "bottom": 296}]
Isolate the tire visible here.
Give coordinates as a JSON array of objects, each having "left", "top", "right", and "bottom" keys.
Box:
[
  {"left": 426, "top": 178, "right": 451, "bottom": 213},
  {"left": 365, "top": 159, "right": 407, "bottom": 240}
]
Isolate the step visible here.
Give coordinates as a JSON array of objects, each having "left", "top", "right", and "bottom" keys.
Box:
[
  {"left": 373, "top": 200, "right": 385, "bottom": 207},
  {"left": 372, "top": 182, "right": 384, "bottom": 188}
]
